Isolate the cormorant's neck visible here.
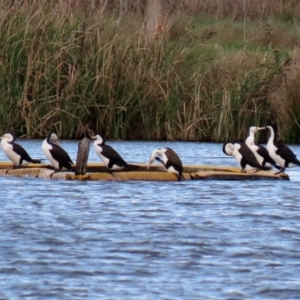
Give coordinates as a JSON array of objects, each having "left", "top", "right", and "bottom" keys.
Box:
[
  {"left": 246, "top": 132, "right": 255, "bottom": 145},
  {"left": 268, "top": 127, "right": 275, "bottom": 144}
]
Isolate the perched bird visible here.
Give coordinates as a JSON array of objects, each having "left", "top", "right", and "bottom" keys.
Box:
[
  {"left": 41, "top": 132, "right": 73, "bottom": 171},
  {"left": 223, "top": 142, "right": 256, "bottom": 172},
  {"left": 266, "top": 125, "right": 300, "bottom": 172},
  {"left": 245, "top": 126, "right": 280, "bottom": 170},
  {"left": 148, "top": 147, "right": 184, "bottom": 180},
  {"left": 225, "top": 142, "right": 271, "bottom": 173},
  {"left": 0, "top": 132, "right": 42, "bottom": 167},
  {"left": 91, "top": 134, "right": 138, "bottom": 172}
]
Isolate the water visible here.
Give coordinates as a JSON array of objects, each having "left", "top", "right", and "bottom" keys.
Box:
[{"left": 1, "top": 139, "right": 300, "bottom": 299}]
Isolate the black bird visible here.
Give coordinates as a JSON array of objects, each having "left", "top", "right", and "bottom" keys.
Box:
[
  {"left": 0, "top": 132, "right": 42, "bottom": 166},
  {"left": 41, "top": 133, "right": 74, "bottom": 171}
]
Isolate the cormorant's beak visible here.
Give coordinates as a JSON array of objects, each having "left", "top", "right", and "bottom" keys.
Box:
[
  {"left": 90, "top": 136, "right": 97, "bottom": 140},
  {"left": 147, "top": 158, "right": 154, "bottom": 170}
]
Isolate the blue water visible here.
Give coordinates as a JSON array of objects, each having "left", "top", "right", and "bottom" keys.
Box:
[{"left": 1, "top": 139, "right": 300, "bottom": 299}]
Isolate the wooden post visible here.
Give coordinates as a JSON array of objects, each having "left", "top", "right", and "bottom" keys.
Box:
[
  {"left": 146, "top": 0, "right": 165, "bottom": 37},
  {"left": 74, "top": 137, "right": 90, "bottom": 175}
]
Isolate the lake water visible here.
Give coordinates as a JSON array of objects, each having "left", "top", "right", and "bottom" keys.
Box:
[{"left": 1, "top": 139, "right": 300, "bottom": 299}]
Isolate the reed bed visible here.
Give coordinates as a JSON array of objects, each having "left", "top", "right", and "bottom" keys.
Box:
[{"left": 0, "top": 1, "right": 300, "bottom": 142}]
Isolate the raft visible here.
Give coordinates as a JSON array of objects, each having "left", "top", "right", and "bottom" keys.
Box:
[{"left": 0, "top": 162, "right": 289, "bottom": 181}]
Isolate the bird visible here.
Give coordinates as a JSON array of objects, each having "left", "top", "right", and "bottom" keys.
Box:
[
  {"left": 223, "top": 142, "right": 256, "bottom": 172},
  {"left": 41, "top": 132, "right": 74, "bottom": 171},
  {"left": 225, "top": 142, "right": 271, "bottom": 173},
  {"left": 91, "top": 134, "right": 139, "bottom": 172},
  {"left": 266, "top": 125, "right": 300, "bottom": 173},
  {"left": 245, "top": 126, "right": 280, "bottom": 170},
  {"left": 0, "top": 132, "right": 42, "bottom": 167},
  {"left": 148, "top": 147, "right": 184, "bottom": 180}
]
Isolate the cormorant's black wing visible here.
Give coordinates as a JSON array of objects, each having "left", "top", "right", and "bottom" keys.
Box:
[
  {"left": 101, "top": 144, "right": 127, "bottom": 166},
  {"left": 256, "top": 144, "right": 277, "bottom": 165},
  {"left": 12, "top": 143, "right": 33, "bottom": 162},
  {"left": 165, "top": 148, "right": 183, "bottom": 173},
  {"left": 238, "top": 143, "right": 263, "bottom": 169},
  {"left": 275, "top": 143, "right": 300, "bottom": 165},
  {"left": 50, "top": 143, "right": 73, "bottom": 169}
]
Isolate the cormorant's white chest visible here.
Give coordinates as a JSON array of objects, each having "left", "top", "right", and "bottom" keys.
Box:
[{"left": 267, "top": 143, "right": 285, "bottom": 167}]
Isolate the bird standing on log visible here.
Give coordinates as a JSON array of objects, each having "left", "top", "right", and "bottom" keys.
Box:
[
  {"left": 265, "top": 125, "right": 300, "bottom": 173},
  {"left": 148, "top": 147, "right": 184, "bottom": 180},
  {"left": 91, "top": 134, "right": 139, "bottom": 172},
  {"left": 245, "top": 126, "right": 280, "bottom": 170},
  {"left": 225, "top": 142, "right": 271, "bottom": 173},
  {"left": 0, "top": 132, "right": 42, "bottom": 167},
  {"left": 41, "top": 132, "right": 74, "bottom": 171}
]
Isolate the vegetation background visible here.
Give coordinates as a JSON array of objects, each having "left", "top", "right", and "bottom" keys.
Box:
[{"left": 0, "top": 0, "right": 300, "bottom": 142}]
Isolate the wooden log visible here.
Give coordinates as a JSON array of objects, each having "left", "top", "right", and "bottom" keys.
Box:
[
  {"left": 190, "top": 171, "right": 289, "bottom": 181},
  {"left": 74, "top": 137, "right": 90, "bottom": 175},
  {"left": 0, "top": 162, "right": 290, "bottom": 181}
]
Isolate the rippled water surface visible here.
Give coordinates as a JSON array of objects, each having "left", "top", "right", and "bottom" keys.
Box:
[{"left": 1, "top": 140, "right": 300, "bottom": 299}]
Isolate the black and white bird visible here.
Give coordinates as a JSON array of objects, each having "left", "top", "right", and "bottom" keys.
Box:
[
  {"left": 225, "top": 142, "right": 271, "bottom": 173},
  {"left": 91, "top": 134, "right": 138, "bottom": 172},
  {"left": 41, "top": 132, "right": 74, "bottom": 171},
  {"left": 266, "top": 125, "right": 300, "bottom": 172},
  {"left": 245, "top": 126, "right": 280, "bottom": 170},
  {"left": 148, "top": 147, "right": 184, "bottom": 180},
  {"left": 223, "top": 141, "right": 254, "bottom": 171},
  {"left": 0, "top": 132, "right": 42, "bottom": 167}
]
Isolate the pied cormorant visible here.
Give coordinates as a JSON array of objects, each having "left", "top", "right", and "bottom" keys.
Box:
[
  {"left": 0, "top": 132, "right": 42, "bottom": 166},
  {"left": 245, "top": 126, "right": 280, "bottom": 170},
  {"left": 41, "top": 133, "right": 73, "bottom": 171},
  {"left": 91, "top": 134, "right": 138, "bottom": 172},
  {"left": 148, "top": 147, "right": 184, "bottom": 180},
  {"left": 226, "top": 142, "right": 271, "bottom": 173},
  {"left": 266, "top": 125, "right": 300, "bottom": 172}
]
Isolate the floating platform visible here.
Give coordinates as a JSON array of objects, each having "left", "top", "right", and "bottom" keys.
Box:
[{"left": 0, "top": 162, "right": 289, "bottom": 181}]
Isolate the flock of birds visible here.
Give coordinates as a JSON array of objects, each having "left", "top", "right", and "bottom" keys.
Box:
[
  {"left": 0, "top": 132, "right": 184, "bottom": 179},
  {"left": 0, "top": 125, "right": 299, "bottom": 180},
  {"left": 223, "top": 125, "right": 300, "bottom": 174}
]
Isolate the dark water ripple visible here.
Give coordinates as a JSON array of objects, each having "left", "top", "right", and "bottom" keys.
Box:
[{"left": 0, "top": 141, "right": 300, "bottom": 299}]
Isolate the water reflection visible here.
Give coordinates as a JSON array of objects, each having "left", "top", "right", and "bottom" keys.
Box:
[{"left": 0, "top": 141, "right": 300, "bottom": 299}]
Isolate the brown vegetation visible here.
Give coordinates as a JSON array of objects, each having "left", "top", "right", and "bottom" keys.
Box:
[{"left": 0, "top": 0, "right": 300, "bottom": 142}]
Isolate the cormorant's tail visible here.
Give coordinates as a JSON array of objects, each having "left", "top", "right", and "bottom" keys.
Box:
[
  {"left": 260, "top": 165, "right": 272, "bottom": 171},
  {"left": 30, "top": 159, "right": 43, "bottom": 164},
  {"left": 125, "top": 164, "right": 141, "bottom": 171}
]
